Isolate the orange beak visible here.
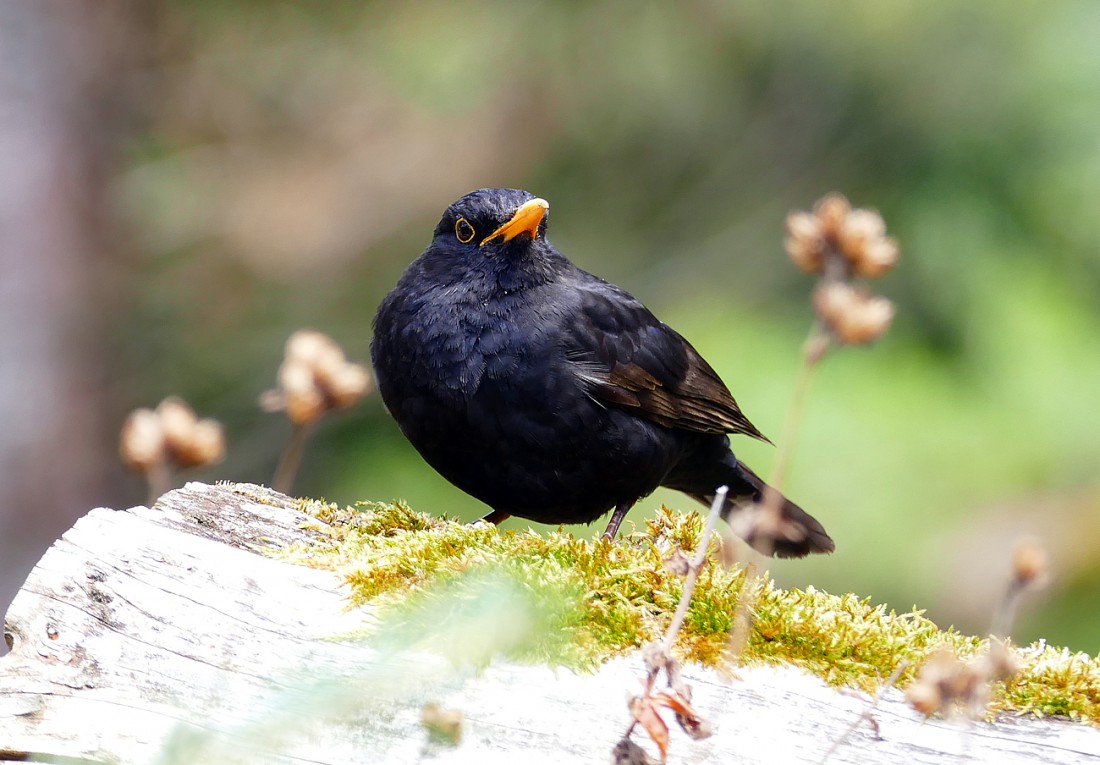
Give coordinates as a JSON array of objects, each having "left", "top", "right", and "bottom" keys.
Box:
[{"left": 480, "top": 198, "right": 549, "bottom": 247}]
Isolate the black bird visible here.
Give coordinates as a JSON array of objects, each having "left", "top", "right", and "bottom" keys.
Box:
[{"left": 371, "top": 188, "right": 833, "bottom": 558}]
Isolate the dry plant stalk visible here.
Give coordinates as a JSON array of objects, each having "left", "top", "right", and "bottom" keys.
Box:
[
  {"left": 617, "top": 193, "right": 900, "bottom": 761},
  {"left": 774, "top": 193, "right": 899, "bottom": 499},
  {"left": 120, "top": 396, "right": 226, "bottom": 505},
  {"left": 261, "top": 329, "right": 373, "bottom": 494},
  {"left": 820, "top": 501, "right": 1047, "bottom": 758},
  {"left": 817, "top": 660, "right": 909, "bottom": 765},
  {"left": 726, "top": 193, "right": 900, "bottom": 667},
  {"left": 615, "top": 487, "right": 726, "bottom": 762},
  {"left": 905, "top": 537, "right": 1047, "bottom": 722}
]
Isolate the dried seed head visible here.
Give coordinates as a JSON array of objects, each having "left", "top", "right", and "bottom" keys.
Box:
[
  {"left": 1011, "top": 537, "right": 1050, "bottom": 590},
  {"left": 905, "top": 680, "right": 943, "bottom": 717},
  {"left": 285, "top": 329, "right": 341, "bottom": 367},
  {"left": 326, "top": 362, "right": 373, "bottom": 409},
  {"left": 837, "top": 208, "right": 899, "bottom": 279},
  {"left": 835, "top": 294, "right": 894, "bottom": 344},
  {"left": 854, "top": 236, "right": 900, "bottom": 279},
  {"left": 907, "top": 645, "right": 963, "bottom": 717},
  {"left": 173, "top": 419, "right": 226, "bottom": 469},
  {"left": 310, "top": 343, "right": 350, "bottom": 392},
  {"left": 120, "top": 408, "right": 166, "bottom": 471},
  {"left": 157, "top": 397, "right": 199, "bottom": 454},
  {"left": 125, "top": 398, "right": 225, "bottom": 472},
  {"left": 266, "top": 330, "right": 372, "bottom": 424},
  {"left": 279, "top": 360, "right": 327, "bottom": 426},
  {"left": 784, "top": 211, "right": 826, "bottom": 274},
  {"left": 840, "top": 207, "right": 886, "bottom": 245},
  {"left": 907, "top": 643, "right": 1006, "bottom": 719},
  {"left": 789, "top": 193, "right": 899, "bottom": 281},
  {"left": 813, "top": 283, "right": 895, "bottom": 345},
  {"left": 984, "top": 638, "right": 1021, "bottom": 682},
  {"left": 278, "top": 358, "right": 315, "bottom": 394},
  {"left": 813, "top": 193, "right": 852, "bottom": 241}
]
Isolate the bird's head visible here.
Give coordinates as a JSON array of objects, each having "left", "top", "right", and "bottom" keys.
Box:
[{"left": 432, "top": 188, "right": 550, "bottom": 256}]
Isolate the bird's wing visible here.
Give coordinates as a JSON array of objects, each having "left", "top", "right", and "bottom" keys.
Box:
[{"left": 561, "top": 277, "right": 770, "bottom": 442}]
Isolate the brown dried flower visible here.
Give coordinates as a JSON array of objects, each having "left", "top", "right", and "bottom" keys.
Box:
[
  {"left": 813, "top": 282, "right": 895, "bottom": 345},
  {"left": 837, "top": 208, "right": 900, "bottom": 278},
  {"left": 326, "top": 363, "right": 373, "bottom": 409},
  {"left": 907, "top": 640, "right": 1020, "bottom": 720},
  {"left": 285, "top": 329, "right": 342, "bottom": 367},
  {"left": 784, "top": 211, "right": 826, "bottom": 274},
  {"left": 277, "top": 360, "right": 327, "bottom": 426},
  {"left": 120, "top": 398, "right": 225, "bottom": 479},
  {"left": 982, "top": 638, "right": 1022, "bottom": 682},
  {"left": 906, "top": 645, "right": 969, "bottom": 717},
  {"left": 156, "top": 397, "right": 199, "bottom": 453},
  {"left": 264, "top": 329, "right": 373, "bottom": 427},
  {"left": 788, "top": 193, "right": 899, "bottom": 280},
  {"left": 1011, "top": 537, "right": 1050, "bottom": 590},
  {"left": 119, "top": 408, "right": 166, "bottom": 471},
  {"left": 814, "top": 193, "right": 852, "bottom": 242},
  {"left": 155, "top": 397, "right": 225, "bottom": 469},
  {"left": 853, "top": 234, "right": 900, "bottom": 279},
  {"left": 173, "top": 418, "right": 226, "bottom": 469}
]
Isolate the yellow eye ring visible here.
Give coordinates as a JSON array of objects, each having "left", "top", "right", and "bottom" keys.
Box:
[{"left": 455, "top": 218, "right": 476, "bottom": 244}]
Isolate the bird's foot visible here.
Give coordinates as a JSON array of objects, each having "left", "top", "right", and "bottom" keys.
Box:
[
  {"left": 477, "top": 509, "right": 512, "bottom": 526},
  {"left": 601, "top": 503, "right": 630, "bottom": 541}
]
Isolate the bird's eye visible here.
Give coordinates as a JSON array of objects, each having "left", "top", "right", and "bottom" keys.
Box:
[{"left": 455, "top": 218, "right": 476, "bottom": 244}]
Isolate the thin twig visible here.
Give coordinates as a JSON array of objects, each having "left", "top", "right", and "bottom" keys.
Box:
[
  {"left": 727, "top": 560, "right": 762, "bottom": 664},
  {"left": 662, "top": 485, "right": 728, "bottom": 651},
  {"left": 768, "top": 325, "right": 830, "bottom": 494},
  {"left": 818, "top": 660, "right": 909, "bottom": 765},
  {"left": 990, "top": 579, "right": 1026, "bottom": 640},
  {"left": 625, "top": 488, "right": 727, "bottom": 743},
  {"left": 146, "top": 462, "right": 172, "bottom": 507},
  {"left": 272, "top": 422, "right": 310, "bottom": 495},
  {"left": 766, "top": 252, "right": 845, "bottom": 499}
]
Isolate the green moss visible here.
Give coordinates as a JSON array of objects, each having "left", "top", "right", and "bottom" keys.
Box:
[{"left": 281, "top": 499, "right": 1100, "bottom": 724}]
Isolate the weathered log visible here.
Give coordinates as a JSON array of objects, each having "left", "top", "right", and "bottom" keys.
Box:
[{"left": 1, "top": 482, "right": 1098, "bottom": 764}]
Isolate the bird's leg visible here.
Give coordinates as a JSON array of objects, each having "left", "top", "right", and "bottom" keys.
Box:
[
  {"left": 601, "top": 503, "right": 631, "bottom": 541},
  {"left": 478, "top": 509, "right": 511, "bottom": 525}
]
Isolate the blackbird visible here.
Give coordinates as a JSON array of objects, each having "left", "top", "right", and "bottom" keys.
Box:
[{"left": 371, "top": 188, "right": 833, "bottom": 558}]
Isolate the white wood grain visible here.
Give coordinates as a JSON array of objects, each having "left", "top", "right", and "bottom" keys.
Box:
[{"left": 1, "top": 482, "right": 1098, "bottom": 764}]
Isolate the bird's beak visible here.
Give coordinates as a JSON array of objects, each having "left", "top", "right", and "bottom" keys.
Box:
[{"left": 480, "top": 198, "right": 549, "bottom": 247}]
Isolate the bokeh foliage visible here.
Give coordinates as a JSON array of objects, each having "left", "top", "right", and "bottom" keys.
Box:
[{"left": 113, "top": 1, "right": 1100, "bottom": 650}]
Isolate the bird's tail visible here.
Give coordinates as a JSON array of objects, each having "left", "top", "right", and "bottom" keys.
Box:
[{"left": 681, "top": 456, "right": 834, "bottom": 559}]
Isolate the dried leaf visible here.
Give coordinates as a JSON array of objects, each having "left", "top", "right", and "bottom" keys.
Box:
[
  {"left": 656, "top": 690, "right": 713, "bottom": 740},
  {"left": 629, "top": 695, "right": 669, "bottom": 760}
]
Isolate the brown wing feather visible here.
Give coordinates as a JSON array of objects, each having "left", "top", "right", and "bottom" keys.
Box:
[
  {"left": 601, "top": 353, "right": 770, "bottom": 442},
  {"left": 565, "top": 278, "right": 770, "bottom": 443}
]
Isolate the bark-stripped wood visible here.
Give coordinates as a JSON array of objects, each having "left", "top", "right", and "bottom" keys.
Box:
[{"left": 1, "top": 482, "right": 1098, "bottom": 764}]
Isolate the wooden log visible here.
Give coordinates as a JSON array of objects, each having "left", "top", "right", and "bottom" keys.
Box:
[{"left": 2, "top": 482, "right": 1098, "bottom": 764}]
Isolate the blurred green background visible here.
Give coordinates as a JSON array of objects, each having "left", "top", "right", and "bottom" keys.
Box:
[{"left": 2, "top": 1, "right": 1098, "bottom": 654}]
